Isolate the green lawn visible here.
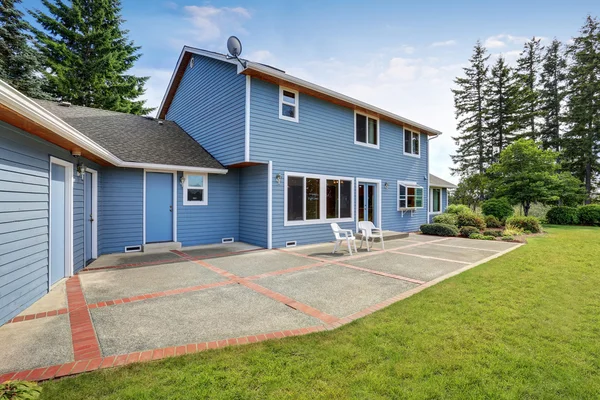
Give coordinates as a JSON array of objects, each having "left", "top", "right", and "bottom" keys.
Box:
[{"left": 41, "top": 226, "right": 600, "bottom": 399}]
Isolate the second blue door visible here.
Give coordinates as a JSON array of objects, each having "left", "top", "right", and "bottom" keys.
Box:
[{"left": 146, "top": 172, "right": 173, "bottom": 243}]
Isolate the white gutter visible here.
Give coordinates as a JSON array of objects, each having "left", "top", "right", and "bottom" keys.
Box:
[{"left": 0, "top": 80, "right": 228, "bottom": 175}]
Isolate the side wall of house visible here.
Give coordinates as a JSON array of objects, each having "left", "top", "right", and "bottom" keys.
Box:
[
  {"left": 0, "top": 121, "right": 98, "bottom": 325},
  {"left": 249, "top": 78, "right": 429, "bottom": 247},
  {"left": 238, "top": 165, "right": 268, "bottom": 248},
  {"left": 166, "top": 55, "right": 246, "bottom": 166}
]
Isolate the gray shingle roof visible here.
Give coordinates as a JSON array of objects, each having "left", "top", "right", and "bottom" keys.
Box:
[
  {"left": 429, "top": 173, "right": 457, "bottom": 188},
  {"left": 34, "top": 100, "right": 224, "bottom": 170}
]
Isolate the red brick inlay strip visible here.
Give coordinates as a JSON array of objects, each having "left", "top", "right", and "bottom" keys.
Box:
[
  {"left": 7, "top": 308, "right": 68, "bottom": 324},
  {"left": 86, "top": 280, "right": 235, "bottom": 310},
  {"left": 66, "top": 276, "right": 101, "bottom": 360}
]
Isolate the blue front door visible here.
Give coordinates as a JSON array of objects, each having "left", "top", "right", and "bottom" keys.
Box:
[
  {"left": 84, "top": 171, "right": 93, "bottom": 265},
  {"left": 50, "top": 163, "right": 66, "bottom": 284},
  {"left": 146, "top": 172, "right": 173, "bottom": 243}
]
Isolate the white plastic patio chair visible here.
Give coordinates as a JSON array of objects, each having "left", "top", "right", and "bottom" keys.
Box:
[
  {"left": 330, "top": 223, "right": 358, "bottom": 256},
  {"left": 358, "top": 221, "right": 384, "bottom": 251}
]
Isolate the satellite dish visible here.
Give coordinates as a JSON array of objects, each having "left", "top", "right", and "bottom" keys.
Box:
[{"left": 227, "top": 36, "right": 243, "bottom": 57}]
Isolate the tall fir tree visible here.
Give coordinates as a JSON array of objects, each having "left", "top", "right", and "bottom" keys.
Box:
[
  {"left": 484, "top": 56, "right": 519, "bottom": 162},
  {"left": 451, "top": 40, "right": 490, "bottom": 178},
  {"left": 30, "top": 0, "right": 152, "bottom": 115},
  {"left": 0, "top": 0, "right": 48, "bottom": 98},
  {"left": 563, "top": 15, "right": 600, "bottom": 202},
  {"left": 539, "top": 39, "right": 568, "bottom": 152},
  {"left": 514, "top": 37, "right": 543, "bottom": 139}
]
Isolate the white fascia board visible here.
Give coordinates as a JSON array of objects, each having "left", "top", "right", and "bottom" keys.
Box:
[
  {"left": 121, "top": 162, "right": 227, "bottom": 174},
  {"left": 243, "top": 62, "right": 443, "bottom": 136}
]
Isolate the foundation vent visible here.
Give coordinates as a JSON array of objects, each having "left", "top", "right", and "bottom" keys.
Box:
[
  {"left": 221, "top": 237, "right": 234, "bottom": 243},
  {"left": 124, "top": 245, "right": 142, "bottom": 253},
  {"left": 285, "top": 241, "right": 297, "bottom": 248}
]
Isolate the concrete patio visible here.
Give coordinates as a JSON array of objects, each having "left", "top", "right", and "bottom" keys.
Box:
[{"left": 0, "top": 235, "right": 521, "bottom": 381}]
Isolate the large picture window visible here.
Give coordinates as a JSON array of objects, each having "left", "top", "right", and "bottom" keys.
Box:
[
  {"left": 397, "top": 181, "right": 423, "bottom": 210},
  {"left": 404, "top": 129, "right": 420, "bottom": 156},
  {"left": 183, "top": 173, "right": 208, "bottom": 205},
  {"left": 286, "top": 173, "right": 353, "bottom": 225},
  {"left": 355, "top": 112, "right": 379, "bottom": 148}
]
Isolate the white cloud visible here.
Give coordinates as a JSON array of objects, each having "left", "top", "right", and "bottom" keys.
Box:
[
  {"left": 131, "top": 67, "right": 174, "bottom": 117},
  {"left": 246, "top": 50, "right": 275, "bottom": 63},
  {"left": 182, "top": 5, "right": 251, "bottom": 43},
  {"left": 484, "top": 34, "right": 535, "bottom": 49},
  {"left": 431, "top": 40, "right": 457, "bottom": 47}
]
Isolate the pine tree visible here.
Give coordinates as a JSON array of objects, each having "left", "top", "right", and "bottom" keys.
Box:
[
  {"left": 563, "top": 15, "right": 600, "bottom": 202},
  {"left": 539, "top": 39, "right": 568, "bottom": 152},
  {"left": 451, "top": 41, "right": 490, "bottom": 178},
  {"left": 0, "top": 0, "right": 48, "bottom": 98},
  {"left": 514, "top": 37, "right": 543, "bottom": 139},
  {"left": 484, "top": 56, "right": 519, "bottom": 162},
  {"left": 30, "top": 0, "right": 152, "bottom": 115}
]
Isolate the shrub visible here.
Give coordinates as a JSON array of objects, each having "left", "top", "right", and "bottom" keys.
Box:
[
  {"left": 506, "top": 216, "right": 541, "bottom": 233},
  {"left": 433, "top": 213, "right": 458, "bottom": 226},
  {"left": 483, "top": 230, "right": 502, "bottom": 237},
  {"left": 1, "top": 381, "right": 42, "bottom": 399},
  {"left": 420, "top": 223, "right": 459, "bottom": 237},
  {"left": 456, "top": 213, "right": 486, "bottom": 230},
  {"left": 503, "top": 227, "right": 524, "bottom": 236},
  {"left": 484, "top": 215, "right": 502, "bottom": 228},
  {"left": 546, "top": 206, "right": 579, "bottom": 225},
  {"left": 469, "top": 233, "right": 485, "bottom": 240},
  {"left": 482, "top": 235, "right": 496, "bottom": 240},
  {"left": 460, "top": 226, "right": 480, "bottom": 237},
  {"left": 501, "top": 236, "right": 514, "bottom": 241},
  {"left": 445, "top": 204, "right": 471, "bottom": 214},
  {"left": 577, "top": 204, "right": 600, "bottom": 226},
  {"left": 482, "top": 198, "right": 514, "bottom": 220}
]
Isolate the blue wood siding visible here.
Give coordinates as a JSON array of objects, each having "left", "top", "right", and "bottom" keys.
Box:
[
  {"left": 98, "top": 168, "right": 143, "bottom": 255},
  {"left": 177, "top": 170, "right": 240, "bottom": 246},
  {"left": 249, "top": 78, "right": 430, "bottom": 247},
  {"left": 239, "top": 165, "right": 268, "bottom": 247},
  {"left": 0, "top": 121, "right": 98, "bottom": 325},
  {"left": 166, "top": 55, "right": 246, "bottom": 166}
]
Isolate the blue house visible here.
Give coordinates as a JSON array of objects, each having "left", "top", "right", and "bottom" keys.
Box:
[{"left": 0, "top": 46, "right": 449, "bottom": 325}]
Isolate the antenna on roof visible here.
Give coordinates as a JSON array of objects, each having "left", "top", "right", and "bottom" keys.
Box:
[{"left": 226, "top": 36, "right": 246, "bottom": 68}]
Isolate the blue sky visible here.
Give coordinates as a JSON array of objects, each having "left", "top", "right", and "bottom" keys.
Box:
[{"left": 21, "top": 0, "right": 599, "bottom": 181}]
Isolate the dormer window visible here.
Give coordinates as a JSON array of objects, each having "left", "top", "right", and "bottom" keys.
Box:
[
  {"left": 279, "top": 87, "right": 299, "bottom": 122},
  {"left": 354, "top": 111, "right": 379, "bottom": 149}
]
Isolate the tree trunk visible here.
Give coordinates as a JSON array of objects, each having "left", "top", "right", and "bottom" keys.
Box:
[
  {"left": 585, "top": 162, "right": 592, "bottom": 204},
  {"left": 523, "top": 202, "right": 530, "bottom": 217}
]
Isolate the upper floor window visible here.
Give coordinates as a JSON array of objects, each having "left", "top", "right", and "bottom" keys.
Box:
[
  {"left": 398, "top": 181, "right": 423, "bottom": 210},
  {"left": 404, "top": 129, "right": 420, "bottom": 157},
  {"left": 279, "top": 87, "right": 299, "bottom": 122},
  {"left": 183, "top": 173, "right": 208, "bottom": 205},
  {"left": 355, "top": 112, "right": 379, "bottom": 148}
]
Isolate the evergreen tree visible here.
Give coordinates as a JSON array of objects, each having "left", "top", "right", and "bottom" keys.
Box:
[
  {"left": 0, "top": 0, "right": 48, "bottom": 98},
  {"left": 514, "top": 37, "right": 543, "bottom": 139},
  {"left": 30, "top": 0, "right": 152, "bottom": 115},
  {"left": 451, "top": 41, "right": 490, "bottom": 178},
  {"left": 563, "top": 15, "right": 600, "bottom": 202},
  {"left": 539, "top": 39, "right": 568, "bottom": 152},
  {"left": 484, "top": 56, "right": 519, "bottom": 162}
]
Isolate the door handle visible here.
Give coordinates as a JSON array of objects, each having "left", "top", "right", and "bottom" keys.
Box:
[
  {"left": 169, "top": 205, "right": 173, "bottom": 212},
  {"left": 89, "top": 214, "right": 94, "bottom": 222}
]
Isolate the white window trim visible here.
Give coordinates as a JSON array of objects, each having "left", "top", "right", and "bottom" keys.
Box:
[
  {"left": 355, "top": 178, "right": 382, "bottom": 232},
  {"left": 397, "top": 180, "right": 424, "bottom": 211},
  {"left": 403, "top": 128, "right": 421, "bottom": 158},
  {"left": 279, "top": 86, "right": 299, "bottom": 123},
  {"left": 85, "top": 167, "right": 99, "bottom": 259},
  {"left": 182, "top": 172, "right": 208, "bottom": 206},
  {"left": 430, "top": 187, "right": 442, "bottom": 214},
  {"left": 354, "top": 111, "right": 380, "bottom": 149},
  {"left": 284, "top": 172, "right": 354, "bottom": 226}
]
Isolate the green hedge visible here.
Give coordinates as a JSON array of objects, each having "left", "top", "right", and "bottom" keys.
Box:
[
  {"left": 483, "top": 230, "right": 502, "bottom": 237},
  {"left": 420, "top": 223, "right": 459, "bottom": 237},
  {"left": 506, "top": 216, "right": 542, "bottom": 233},
  {"left": 546, "top": 206, "right": 579, "bottom": 225},
  {"left": 432, "top": 213, "right": 458, "bottom": 226},
  {"left": 577, "top": 204, "right": 600, "bottom": 226},
  {"left": 445, "top": 204, "right": 471, "bottom": 215},
  {"left": 482, "top": 198, "right": 514, "bottom": 220},
  {"left": 484, "top": 215, "right": 502, "bottom": 228},
  {"left": 457, "top": 213, "right": 486, "bottom": 230},
  {"left": 460, "top": 226, "right": 480, "bottom": 237}
]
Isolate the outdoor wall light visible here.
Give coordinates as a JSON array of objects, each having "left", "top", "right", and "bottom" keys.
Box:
[
  {"left": 76, "top": 161, "right": 86, "bottom": 179},
  {"left": 276, "top": 174, "right": 282, "bottom": 184},
  {"left": 180, "top": 175, "right": 186, "bottom": 187}
]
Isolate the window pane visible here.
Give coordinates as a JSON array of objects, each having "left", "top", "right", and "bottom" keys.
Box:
[
  {"left": 306, "top": 178, "right": 320, "bottom": 220},
  {"left": 283, "top": 90, "right": 296, "bottom": 104},
  {"left": 413, "top": 133, "right": 420, "bottom": 155},
  {"left": 407, "top": 187, "right": 415, "bottom": 196},
  {"left": 405, "top": 130, "right": 411, "bottom": 153},
  {"left": 416, "top": 188, "right": 423, "bottom": 208},
  {"left": 187, "top": 175, "right": 204, "bottom": 187},
  {"left": 399, "top": 199, "right": 406, "bottom": 208},
  {"left": 326, "top": 180, "right": 339, "bottom": 219},
  {"left": 340, "top": 180, "right": 352, "bottom": 218},
  {"left": 187, "top": 189, "right": 203, "bottom": 202},
  {"left": 356, "top": 114, "right": 366, "bottom": 143},
  {"left": 287, "top": 176, "right": 303, "bottom": 221},
  {"left": 407, "top": 195, "right": 415, "bottom": 208},
  {"left": 399, "top": 185, "right": 406, "bottom": 197},
  {"left": 282, "top": 103, "right": 295, "bottom": 118},
  {"left": 368, "top": 118, "right": 377, "bottom": 145},
  {"left": 433, "top": 189, "right": 440, "bottom": 212}
]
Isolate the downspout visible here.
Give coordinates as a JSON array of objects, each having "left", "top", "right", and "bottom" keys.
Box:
[{"left": 427, "top": 133, "right": 440, "bottom": 224}]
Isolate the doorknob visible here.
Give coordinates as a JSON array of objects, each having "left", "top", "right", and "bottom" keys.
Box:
[
  {"left": 89, "top": 214, "right": 94, "bottom": 222},
  {"left": 169, "top": 205, "right": 173, "bottom": 212}
]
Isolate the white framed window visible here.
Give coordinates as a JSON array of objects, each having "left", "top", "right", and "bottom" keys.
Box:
[
  {"left": 285, "top": 172, "right": 353, "bottom": 226},
  {"left": 183, "top": 172, "right": 208, "bottom": 205},
  {"left": 354, "top": 111, "right": 379, "bottom": 148},
  {"left": 279, "top": 86, "right": 299, "bottom": 122},
  {"left": 431, "top": 188, "right": 441, "bottom": 213},
  {"left": 397, "top": 181, "right": 423, "bottom": 210},
  {"left": 404, "top": 128, "right": 420, "bottom": 157}
]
